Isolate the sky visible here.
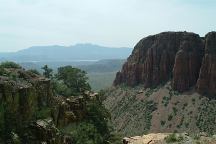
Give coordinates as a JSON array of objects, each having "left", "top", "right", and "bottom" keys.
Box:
[{"left": 0, "top": 0, "right": 215, "bottom": 52}]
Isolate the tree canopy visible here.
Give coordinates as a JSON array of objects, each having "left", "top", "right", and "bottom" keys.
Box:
[
  {"left": 55, "top": 66, "right": 91, "bottom": 96},
  {"left": 41, "top": 65, "right": 53, "bottom": 78}
]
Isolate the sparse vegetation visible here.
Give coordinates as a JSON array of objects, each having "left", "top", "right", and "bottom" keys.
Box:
[
  {"left": 196, "top": 100, "right": 216, "bottom": 135},
  {"left": 177, "top": 116, "right": 184, "bottom": 128},
  {"left": 162, "top": 96, "right": 170, "bottom": 107},
  {"left": 145, "top": 88, "right": 154, "bottom": 97}
]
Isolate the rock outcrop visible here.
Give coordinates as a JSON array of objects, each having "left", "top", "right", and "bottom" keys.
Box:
[
  {"left": 114, "top": 31, "right": 215, "bottom": 96},
  {"left": 197, "top": 32, "right": 216, "bottom": 97},
  {"left": 0, "top": 68, "right": 52, "bottom": 142},
  {"left": 0, "top": 67, "right": 100, "bottom": 143},
  {"left": 122, "top": 133, "right": 216, "bottom": 144},
  {"left": 123, "top": 133, "right": 169, "bottom": 144},
  {"left": 52, "top": 95, "right": 87, "bottom": 127},
  {"left": 27, "top": 118, "right": 73, "bottom": 144}
]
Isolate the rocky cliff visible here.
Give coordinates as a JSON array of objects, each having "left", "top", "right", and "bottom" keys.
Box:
[
  {"left": 114, "top": 31, "right": 216, "bottom": 97},
  {"left": 0, "top": 68, "right": 53, "bottom": 142},
  {"left": 0, "top": 64, "right": 119, "bottom": 144},
  {"left": 0, "top": 68, "right": 82, "bottom": 143},
  {"left": 197, "top": 32, "right": 216, "bottom": 97}
]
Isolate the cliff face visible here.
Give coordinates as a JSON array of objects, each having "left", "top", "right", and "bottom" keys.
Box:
[
  {"left": 0, "top": 67, "right": 102, "bottom": 143},
  {"left": 0, "top": 68, "right": 53, "bottom": 142},
  {"left": 197, "top": 32, "right": 216, "bottom": 97},
  {"left": 52, "top": 95, "right": 87, "bottom": 127},
  {"left": 114, "top": 31, "right": 215, "bottom": 96}
]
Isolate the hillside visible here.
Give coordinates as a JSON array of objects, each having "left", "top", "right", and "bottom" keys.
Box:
[
  {"left": 104, "top": 84, "right": 216, "bottom": 136},
  {"left": 103, "top": 31, "right": 216, "bottom": 137},
  {"left": 0, "top": 43, "right": 132, "bottom": 62}
]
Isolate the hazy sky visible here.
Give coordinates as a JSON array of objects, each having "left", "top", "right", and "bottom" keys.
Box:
[{"left": 0, "top": 0, "right": 215, "bottom": 52}]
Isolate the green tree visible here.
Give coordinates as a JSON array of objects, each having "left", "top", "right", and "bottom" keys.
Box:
[
  {"left": 71, "top": 122, "right": 103, "bottom": 144},
  {"left": 56, "top": 66, "right": 90, "bottom": 96},
  {"left": 41, "top": 65, "right": 53, "bottom": 78}
]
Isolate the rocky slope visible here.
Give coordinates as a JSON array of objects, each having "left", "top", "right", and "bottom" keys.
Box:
[
  {"left": 114, "top": 31, "right": 216, "bottom": 97},
  {"left": 104, "top": 84, "right": 216, "bottom": 137}
]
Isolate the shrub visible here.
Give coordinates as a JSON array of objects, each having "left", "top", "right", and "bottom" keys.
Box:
[
  {"left": 162, "top": 96, "right": 170, "bottom": 107},
  {"left": 165, "top": 133, "right": 178, "bottom": 143},
  {"left": 0, "top": 61, "right": 21, "bottom": 69},
  {"left": 168, "top": 114, "right": 173, "bottom": 121},
  {"left": 160, "top": 120, "right": 166, "bottom": 126},
  {"left": 41, "top": 65, "right": 53, "bottom": 78},
  {"left": 192, "top": 98, "right": 196, "bottom": 105},
  {"left": 35, "top": 107, "right": 51, "bottom": 119},
  {"left": 56, "top": 66, "right": 91, "bottom": 96},
  {"left": 63, "top": 122, "right": 104, "bottom": 144},
  {"left": 172, "top": 107, "right": 178, "bottom": 116},
  {"left": 182, "top": 103, "right": 188, "bottom": 110},
  {"left": 165, "top": 133, "right": 183, "bottom": 143},
  {"left": 185, "top": 122, "right": 189, "bottom": 128}
]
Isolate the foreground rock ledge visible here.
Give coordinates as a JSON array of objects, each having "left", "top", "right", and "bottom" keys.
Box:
[{"left": 123, "top": 133, "right": 216, "bottom": 144}]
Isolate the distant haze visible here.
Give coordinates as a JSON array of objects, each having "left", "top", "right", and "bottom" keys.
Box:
[
  {"left": 0, "top": 43, "right": 132, "bottom": 62},
  {"left": 0, "top": 0, "right": 216, "bottom": 52}
]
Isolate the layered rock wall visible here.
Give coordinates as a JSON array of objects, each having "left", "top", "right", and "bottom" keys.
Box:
[
  {"left": 114, "top": 31, "right": 216, "bottom": 96},
  {"left": 0, "top": 69, "right": 53, "bottom": 142},
  {"left": 196, "top": 32, "right": 216, "bottom": 96}
]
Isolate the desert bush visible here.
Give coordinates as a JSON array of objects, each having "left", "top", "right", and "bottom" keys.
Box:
[
  {"left": 160, "top": 120, "right": 166, "bottom": 126},
  {"left": 168, "top": 114, "right": 173, "bottom": 121},
  {"left": 165, "top": 133, "right": 183, "bottom": 143},
  {"left": 165, "top": 133, "right": 178, "bottom": 143}
]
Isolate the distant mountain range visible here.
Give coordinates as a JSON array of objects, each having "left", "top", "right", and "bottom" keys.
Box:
[{"left": 0, "top": 43, "right": 132, "bottom": 62}]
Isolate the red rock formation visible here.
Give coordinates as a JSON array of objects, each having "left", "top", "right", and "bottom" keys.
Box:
[
  {"left": 114, "top": 32, "right": 204, "bottom": 91},
  {"left": 172, "top": 38, "right": 204, "bottom": 92},
  {"left": 114, "top": 31, "right": 216, "bottom": 96},
  {"left": 197, "top": 32, "right": 216, "bottom": 96}
]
